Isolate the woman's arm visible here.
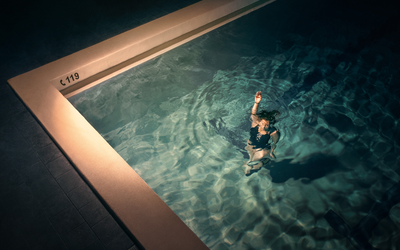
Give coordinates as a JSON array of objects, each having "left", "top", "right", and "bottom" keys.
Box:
[
  {"left": 252, "top": 91, "right": 261, "bottom": 115},
  {"left": 270, "top": 130, "right": 279, "bottom": 158},
  {"left": 251, "top": 92, "right": 261, "bottom": 126}
]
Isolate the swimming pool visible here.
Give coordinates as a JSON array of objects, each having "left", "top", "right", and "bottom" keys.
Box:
[{"left": 68, "top": 1, "right": 400, "bottom": 249}]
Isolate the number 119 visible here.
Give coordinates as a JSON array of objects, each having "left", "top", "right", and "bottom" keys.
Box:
[
  {"left": 60, "top": 72, "right": 80, "bottom": 86},
  {"left": 66, "top": 73, "right": 80, "bottom": 83}
]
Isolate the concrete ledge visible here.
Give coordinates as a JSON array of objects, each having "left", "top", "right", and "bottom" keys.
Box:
[{"left": 8, "top": 0, "right": 275, "bottom": 249}]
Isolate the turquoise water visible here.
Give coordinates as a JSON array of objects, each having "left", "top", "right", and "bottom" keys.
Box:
[{"left": 69, "top": 1, "right": 400, "bottom": 249}]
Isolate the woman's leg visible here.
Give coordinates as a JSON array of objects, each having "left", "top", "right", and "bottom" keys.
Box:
[
  {"left": 252, "top": 149, "right": 269, "bottom": 162},
  {"left": 244, "top": 141, "right": 256, "bottom": 174},
  {"left": 244, "top": 142, "right": 270, "bottom": 174},
  {"left": 250, "top": 149, "right": 269, "bottom": 170},
  {"left": 244, "top": 149, "right": 265, "bottom": 174},
  {"left": 245, "top": 140, "right": 255, "bottom": 161}
]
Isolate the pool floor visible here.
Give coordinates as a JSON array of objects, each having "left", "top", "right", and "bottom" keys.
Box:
[{"left": 69, "top": 0, "right": 400, "bottom": 249}]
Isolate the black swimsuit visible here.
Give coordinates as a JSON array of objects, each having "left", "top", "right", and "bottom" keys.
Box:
[{"left": 249, "top": 125, "right": 276, "bottom": 150}]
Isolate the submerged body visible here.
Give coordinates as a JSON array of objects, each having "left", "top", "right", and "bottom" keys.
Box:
[
  {"left": 248, "top": 124, "right": 277, "bottom": 150},
  {"left": 244, "top": 91, "right": 280, "bottom": 174}
]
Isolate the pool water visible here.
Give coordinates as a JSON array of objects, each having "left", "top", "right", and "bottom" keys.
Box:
[{"left": 68, "top": 0, "right": 400, "bottom": 249}]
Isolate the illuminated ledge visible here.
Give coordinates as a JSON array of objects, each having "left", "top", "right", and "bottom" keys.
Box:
[{"left": 8, "top": 0, "right": 274, "bottom": 249}]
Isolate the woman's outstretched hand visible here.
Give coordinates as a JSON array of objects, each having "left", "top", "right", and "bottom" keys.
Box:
[{"left": 255, "top": 91, "right": 261, "bottom": 104}]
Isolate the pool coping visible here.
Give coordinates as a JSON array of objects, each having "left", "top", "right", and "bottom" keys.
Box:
[{"left": 8, "top": 0, "right": 275, "bottom": 249}]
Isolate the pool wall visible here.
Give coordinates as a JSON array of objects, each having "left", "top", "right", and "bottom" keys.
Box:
[{"left": 7, "top": 0, "right": 275, "bottom": 249}]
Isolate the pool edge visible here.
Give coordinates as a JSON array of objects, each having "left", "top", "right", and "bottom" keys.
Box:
[{"left": 7, "top": 0, "right": 275, "bottom": 249}]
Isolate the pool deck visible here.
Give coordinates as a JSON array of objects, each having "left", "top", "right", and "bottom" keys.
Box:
[{"left": 0, "top": 0, "right": 201, "bottom": 249}]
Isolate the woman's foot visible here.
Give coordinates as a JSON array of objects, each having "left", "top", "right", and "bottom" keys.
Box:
[
  {"left": 247, "top": 160, "right": 261, "bottom": 166},
  {"left": 252, "top": 162, "right": 263, "bottom": 170},
  {"left": 244, "top": 161, "right": 264, "bottom": 175},
  {"left": 244, "top": 165, "right": 253, "bottom": 175}
]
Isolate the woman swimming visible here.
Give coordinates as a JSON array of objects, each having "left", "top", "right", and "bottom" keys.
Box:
[{"left": 244, "top": 91, "right": 280, "bottom": 175}]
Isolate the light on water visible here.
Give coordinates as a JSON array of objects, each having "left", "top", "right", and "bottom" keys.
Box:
[{"left": 69, "top": 1, "right": 400, "bottom": 249}]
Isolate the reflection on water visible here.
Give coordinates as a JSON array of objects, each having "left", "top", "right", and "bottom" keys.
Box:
[{"left": 69, "top": 0, "right": 400, "bottom": 249}]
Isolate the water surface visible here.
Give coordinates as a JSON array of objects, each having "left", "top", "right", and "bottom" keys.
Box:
[{"left": 69, "top": 1, "right": 400, "bottom": 249}]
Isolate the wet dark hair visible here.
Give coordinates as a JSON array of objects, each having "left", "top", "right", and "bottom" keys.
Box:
[{"left": 256, "top": 110, "right": 280, "bottom": 124}]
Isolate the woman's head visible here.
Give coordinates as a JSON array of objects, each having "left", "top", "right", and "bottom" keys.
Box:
[
  {"left": 259, "top": 119, "right": 270, "bottom": 130},
  {"left": 257, "top": 110, "right": 280, "bottom": 125}
]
